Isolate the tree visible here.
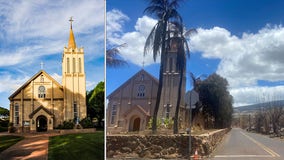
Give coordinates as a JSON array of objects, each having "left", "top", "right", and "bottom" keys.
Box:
[
  {"left": 171, "top": 23, "right": 195, "bottom": 134},
  {"left": 144, "top": 0, "right": 184, "bottom": 134},
  {"left": 106, "top": 43, "right": 128, "bottom": 67},
  {"left": 267, "top": 106, "right": 284, "bottom": 134},
  {"left": 0, "top": 107, "right": 9, "bottom": 117},
  {"left": 198, "top": 73, "right": 233, "bottom": 129},
  {"left": 86, "top": 81, "right": 104, "bottom": 127},
  {"left": 188, "top": 73, "right": 206, "bottom": 121}
]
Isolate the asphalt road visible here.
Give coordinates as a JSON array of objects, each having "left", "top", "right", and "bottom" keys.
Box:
[{"left": 208, "top": 128, "right": 284, "bottom": 160}]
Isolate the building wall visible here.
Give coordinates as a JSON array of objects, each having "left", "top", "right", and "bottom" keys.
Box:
[
  {"left": 9, "top": 72, "right": 64, "bottom": 132},
  {"left": 107, "top": 70, "right": 158, "bottom": 133},
  {"left": 159, "top": 38, "right": 187, "bottom": 126}
]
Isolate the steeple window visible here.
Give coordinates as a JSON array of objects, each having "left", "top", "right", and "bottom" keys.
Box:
[
  {"left": 73, "top": 58, "right": 76, "bottom": 73},
  {"left": 79, "top": 58, "right": 82, "bottom": 73},
  {"left": 67, "top": 58, "right": 70, "bottom": 73}
]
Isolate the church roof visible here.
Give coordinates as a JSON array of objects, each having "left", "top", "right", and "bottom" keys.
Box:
[
  {"left": 9, "top": 70, "right": 63, "bottom": 100},
  {"left": 29, "top": 105, "right": 54, "bottom": 118},
  {"left": 68, "top": 28, "right": 76, "bottom": 49},
  {"left": 107, "top": 69, "right": 159, "bottom": 99},
  {"left": 123, "top": 105, "right": 150, "bottom": 117}
]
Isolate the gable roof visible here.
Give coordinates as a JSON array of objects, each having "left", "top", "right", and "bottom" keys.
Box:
[
  {"left": 29, "top": 105, "right": 54, "bottom": 118},
  {"left": 107, "top": 69, "right": 159, "bottom": 99},
  {"left": 9, "top": 70, "right": 62, "bottom": 100},
  {"left": 123, "top": 105, "right": 150, "bottom": 117}
]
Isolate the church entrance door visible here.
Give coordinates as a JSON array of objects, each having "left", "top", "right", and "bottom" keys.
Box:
[
  {"left": 133, "top": 117, "right": 140, "bottom": 131},
  {"left": 36, "top": 115, "right": 47, "bottom": 132}
]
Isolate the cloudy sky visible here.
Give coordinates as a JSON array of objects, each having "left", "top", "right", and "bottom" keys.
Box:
[
  {"left": 0, "top": 0, "right": 105, "bottom": 109},
  {"left": 106, "top": 0, "right": 284, "bottom": 107}
]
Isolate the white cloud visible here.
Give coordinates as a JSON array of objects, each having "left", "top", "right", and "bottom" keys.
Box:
[
  {"left": 107, "top": 9, "right": 129, "bottom": 37},
  {"left": 0, "top": 0, "right": 104, "bottom": 67},
  {"left": 230, "top": 86, "right": 284, "bottom": 107},
  {"left": 0, "top": 73, "right": 29, "bottom": 93},
  {"left": 107, "top": 10, "right": 157, "bottom": 66},
  {"left": 189, "top": 25, "right": 284, "bottom": 106},
  {"left": 190, "top": 25, "right": 284, "bottom": 88},
  {"left": 50, "top": 73, "right": 62, "bottom": 84}
]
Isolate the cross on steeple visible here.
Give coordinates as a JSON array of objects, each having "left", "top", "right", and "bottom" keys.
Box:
[{"left": 69, "top": 17, "right": 74, "bottom": 29}]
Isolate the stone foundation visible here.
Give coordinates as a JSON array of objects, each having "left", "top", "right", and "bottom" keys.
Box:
[{"left": 107, "top": 128, "right": 230, "bottom": 159}]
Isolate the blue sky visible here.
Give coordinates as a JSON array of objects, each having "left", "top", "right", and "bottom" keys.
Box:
[
  {"left": 106, "top": 0, "right": 284, "bottom": 107},
  {"left": 0, "top": 0, "right": 105, "bottom": 109}
]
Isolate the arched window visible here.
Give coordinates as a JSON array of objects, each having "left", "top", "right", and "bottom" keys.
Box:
[
  {"left": 38, "top": 86, "right": 46, "bottom": 98},
  {"left": 137, "top": 85, "right": 145, "bottom": 97},
  {"left": 111, "top": 104, "right": 117, "bottom": 124},
  {"left": 67, "top": 58, "right": 70, "bottom": 73},
  {"left": 14, "top": 103, "right": 19, "bottom": 125},
  {"left": 73, "top": 58, "right": 76, "bottom": 73},
  {"left": 79, "top": 58, "right": 82, "bottom": 73},
  {"left": 74, "top": 101, "right": 78, "bottom": 123}
]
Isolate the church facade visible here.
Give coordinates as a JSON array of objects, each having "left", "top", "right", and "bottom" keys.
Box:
[
  {"left": 9, "top": 19, "right": 86, "bottom": 132},
  {"left": 107, "top": 37, "right": 187, "bottom": 134}
]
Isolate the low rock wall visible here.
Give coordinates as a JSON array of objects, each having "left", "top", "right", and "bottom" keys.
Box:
[
  {"left": 107, "top": 128, "right": 230, "bottom": 159},
  {"left": 58, "top": 128, "right": 96, "bottom": 134}
]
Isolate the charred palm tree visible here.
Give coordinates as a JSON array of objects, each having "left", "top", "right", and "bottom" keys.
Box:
[
  {"left": 144, "top": 0, "right": 183, "bottom": 134},
  {"left": 106, "top": 43, "right": 127, "bottom": 67},
  {"left": 172, "top": 24, "right": 197, "bottom": 134},
  {"left": 188, "top": 72, "right": 206, "bottom": 122}
]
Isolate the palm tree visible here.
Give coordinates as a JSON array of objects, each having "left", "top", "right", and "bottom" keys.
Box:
[
  {"left": 188, "top": 72, "right": 206, "bottom": 122},
  {"left": 172, "top": 24, "right": 198, "bottom": 134},
  {"left": 106, "top": 43, "right": 128, "bottom": 67},
  {"left": 144, "top": 0, "right": 184, "bottom": 134}
]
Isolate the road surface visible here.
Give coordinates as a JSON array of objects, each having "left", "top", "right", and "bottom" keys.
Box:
[{"left": 209, "top": 128, "right": 284, "bottom": 160}]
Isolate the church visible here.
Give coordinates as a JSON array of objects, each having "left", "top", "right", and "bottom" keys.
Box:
[
  {"left": 9, "top": 18, "right": 86, "bottom": 132},
  {"left": 106, "top": 37, "right": 187, "bottom": 134}
]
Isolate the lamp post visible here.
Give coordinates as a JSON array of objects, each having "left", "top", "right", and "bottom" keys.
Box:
[{"left": 185, "top": 90, "right": 198, "bottom": 159}]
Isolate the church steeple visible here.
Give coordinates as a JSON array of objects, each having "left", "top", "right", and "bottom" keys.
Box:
[
  {"left": 68, "top": 17, "right": 76, "bottom": 49},
  {"left": 62, "top": 17, "right": 86, "bottom": 122}
]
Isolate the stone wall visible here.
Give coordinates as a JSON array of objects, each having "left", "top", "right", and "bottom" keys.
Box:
[
  {"left": 58, "top": 128, "right": 96, "bottom": 134},
  {"left": 107, "top": 128, "right": 230, "bottom": 159}
]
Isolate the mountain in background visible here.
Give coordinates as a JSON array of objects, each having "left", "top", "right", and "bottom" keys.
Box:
[{"left": 234, "top": 100, "right": 284, "bottom": 113}]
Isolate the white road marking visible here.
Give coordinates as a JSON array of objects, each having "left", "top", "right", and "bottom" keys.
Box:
[{"left": 215, "top": 155, "right": 273, "bottom": 158}]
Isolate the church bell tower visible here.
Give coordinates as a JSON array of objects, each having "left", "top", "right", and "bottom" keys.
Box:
[
  {"left": 62, "top": 17, "right": 86, "bottom": 122},
  {"left": 158, "top": 36, "right": 186, "bottom": 123}
]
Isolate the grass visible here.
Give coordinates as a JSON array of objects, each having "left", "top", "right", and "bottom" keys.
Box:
[
  {"left": 48, "top": 131, "right": 104, "bottom": 160},
  {"left": 0, "top": 135, "right": 24, "bottom": 153}
]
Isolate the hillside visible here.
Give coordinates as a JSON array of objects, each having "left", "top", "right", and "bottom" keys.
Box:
[{"left": 234, "top": 100, "right": 284, "bottom": 113}]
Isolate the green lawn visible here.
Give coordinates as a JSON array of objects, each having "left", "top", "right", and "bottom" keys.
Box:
[
  {"left": 48, "top": 131, "right": 104, "bottom": 160},
  {"left": 0, "top": 135, "right": 24, "bottom": 153}
]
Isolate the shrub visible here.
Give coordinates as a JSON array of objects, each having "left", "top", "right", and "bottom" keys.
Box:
[
  {"left": 0, "top": 119, "right": 9, "bottom": 127},
  {"left": 61, "top": 120, "right": 75, "bottom": 129},
  {"left": 80, "top": 117, "right": 94, "bottom": 128},
  {"left": 147, "top": 117, "right": 162, "bottom": 129},
  {"left": 164, "top": 118, "right": 174, "bottom": 129},
  {"left": 7, "top": 122, "right": 16, "bottom": 133},
  {"left": 0, "top": 126, "right": 8, "bottom": 132}
]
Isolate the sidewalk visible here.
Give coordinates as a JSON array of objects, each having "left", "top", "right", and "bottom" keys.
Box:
[{"left": 0, "top": 133, "right": 59, "bottom": 160}]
